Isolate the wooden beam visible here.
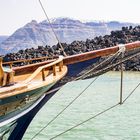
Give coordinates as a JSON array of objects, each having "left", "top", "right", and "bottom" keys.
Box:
[
  {"left": 53, "top": 65, "right": 56, "bottom": 76},
  {"left": 42, "top": 69, "right": 45, "bottom": 81},
  {"left": 0, "top": 58, "right": 4, "bottom": 86}
]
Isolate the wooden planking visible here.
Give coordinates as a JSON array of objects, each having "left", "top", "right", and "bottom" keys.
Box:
[
  {"left": 0, "top": 56, "right": 67, "bottom": 99},
  {"left": 0, "top": 92, "right": 43, "bottom": 116},
  {"left": 23, "top": 56, "right": 63, "bottom": 84},
  {"left": 0, "top": 84, "right": 28, "bottom": 95},
  {"left": 24, "top": 66, "right": 67, "bottom": 91},
  {"left": 0, "top": 65, "right": 67, "bottom": 99},
  {"left": 0, "top": 98, "right": 26, "bottom": 116},
  {"left": 13, "top": 70, "right": 49, "bottom": 82},
  {"left": 12, "top": 59, "right": 55, "bottom": 75},
  {"left": 3, "top": 56, "right": 56, "bottom": 67}
]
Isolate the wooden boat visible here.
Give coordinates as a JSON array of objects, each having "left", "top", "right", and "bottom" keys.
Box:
[
  {"left": 0, "top": 56, "right": 67, "bottom": 138},
  {"left": 0, "top": 41, "right": 140, "bottom": 140}
]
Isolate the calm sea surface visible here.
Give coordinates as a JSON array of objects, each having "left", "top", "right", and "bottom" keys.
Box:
[{"left": 23, "top": 72, "right": 140, "bottom": 140}]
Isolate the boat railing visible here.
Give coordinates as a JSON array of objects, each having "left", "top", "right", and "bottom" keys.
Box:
[
  {"left": 23, "top": 56, "right": 64, "bottom": 84},
  {"left": 3, "top": 56, "right": 55, "bottom": 68}
]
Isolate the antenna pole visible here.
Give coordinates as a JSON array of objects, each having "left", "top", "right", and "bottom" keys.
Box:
[{"left": 119, "top": 53, "right": 123, "bottom": 104}]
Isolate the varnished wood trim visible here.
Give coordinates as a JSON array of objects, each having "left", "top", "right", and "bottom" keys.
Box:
[
  {"left": 0, "top": 66, "right": 67, "bottom": 99},
  {"left": 11, "top": 41, "right": 140, "bottom": 75},
  {"left": 23, "top": 56, "right": 63, "bottom": 84},
  {"left": 63, "top": 41, "right": 140, "bottom": 65},
  {"left": 3, "top": 56, "right": 55, "bottom": 65}
]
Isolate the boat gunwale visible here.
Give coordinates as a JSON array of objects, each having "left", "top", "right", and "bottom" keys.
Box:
[
  {"left": 9, "top": 41, "right": 140, "bottom": 72},
  {"left": 0, "top": 65, "right": 67, "bottom": 99},
  {"left": 0, "top": 56, "right": 67, "bottom": 99},
  {"left": 64, "top": 41, "right": 140, "bottom": 64}
]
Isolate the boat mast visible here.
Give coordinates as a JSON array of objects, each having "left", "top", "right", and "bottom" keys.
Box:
[{"left": 38, "top": 0, "right": 67, "bottom": 56}]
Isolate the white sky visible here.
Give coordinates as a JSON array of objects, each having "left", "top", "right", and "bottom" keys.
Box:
[{"left": 0, "top": 0, "right": 140, "bottom": 35}]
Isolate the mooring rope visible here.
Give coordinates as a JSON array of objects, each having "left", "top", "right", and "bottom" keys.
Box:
[{"left": 49, "top": 103, "right": 120, "bottom": 140}]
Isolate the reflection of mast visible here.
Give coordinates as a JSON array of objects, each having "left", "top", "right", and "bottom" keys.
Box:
[{"left": 38, "top": 0, "right": 67, "bottom": 56}]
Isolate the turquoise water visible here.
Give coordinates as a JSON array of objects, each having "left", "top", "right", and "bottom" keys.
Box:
[{"left": 23, "top": 72, "right": 140, "bottom": 140}]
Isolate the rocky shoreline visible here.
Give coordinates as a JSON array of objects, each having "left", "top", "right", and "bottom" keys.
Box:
[{"left": 2, "top": 25, "right": 140, "bottom": 71}]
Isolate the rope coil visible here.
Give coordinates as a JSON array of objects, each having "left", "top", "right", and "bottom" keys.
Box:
[{"left": 118, "top": 44, "right": 126, "bottom": 53}]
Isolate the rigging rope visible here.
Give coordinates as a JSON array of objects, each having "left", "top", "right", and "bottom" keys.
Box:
[
  {"left": 30, "top": 49, "right": 122, "bottom": 139},
  {"left": 33, "top": 77, "right": 140, "bottom": 140},
  {"left": 30, "top": 47, "right": 140, "bottom": 140},
  {"left": 122, "top": 82, "right": 140, "bottom": 104},
  {"left": 38, "top": 0, "right": 67, "bottom": 56},
  {"left": 83, "top": 50, "right": 140, "bottom": 79},
  {"left": 49, "top": 76, "right": 140, "bottom": 140},
  {"left": 39, "top": 50, "right": 123, "bottom": 97},
  {"left": 30, "top": 48, "right": 139, "bottom": 139},
  {"left": 49, "top": 103, "right": 120, "bottom": 140},
  {"left": 75, "top": 51, "right": 121, "bottom": 80},
  {"left": 31, "top": 76, "right": 99, "bottom": 140}
]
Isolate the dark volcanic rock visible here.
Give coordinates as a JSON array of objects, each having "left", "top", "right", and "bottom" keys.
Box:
[
  {"left": 3, "top": 25, "right": 140, "bottom": 71},
  {"left": 0, "top": 18, "right": 136, "bottom": 55}
]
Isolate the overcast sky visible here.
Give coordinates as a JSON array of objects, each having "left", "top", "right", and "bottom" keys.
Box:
[{"left": 0, "top": 0, "right": 140, "bottom": 35}]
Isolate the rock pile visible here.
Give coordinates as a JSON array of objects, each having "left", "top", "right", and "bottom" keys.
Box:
[{"left": 3, "top": 25, "right": 140, "bottom": 71}]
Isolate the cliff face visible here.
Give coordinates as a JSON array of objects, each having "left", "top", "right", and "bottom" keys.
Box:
[
  {"left": 0, "top": 36, "right": 8, "bottom": 43},
  {"left": 0, "top": 18, "right": 136, "bottom": 55}
]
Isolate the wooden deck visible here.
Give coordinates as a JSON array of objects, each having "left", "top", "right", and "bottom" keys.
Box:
[{"left": 0, "top": 56, "right": 67, "bottom": 99}]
